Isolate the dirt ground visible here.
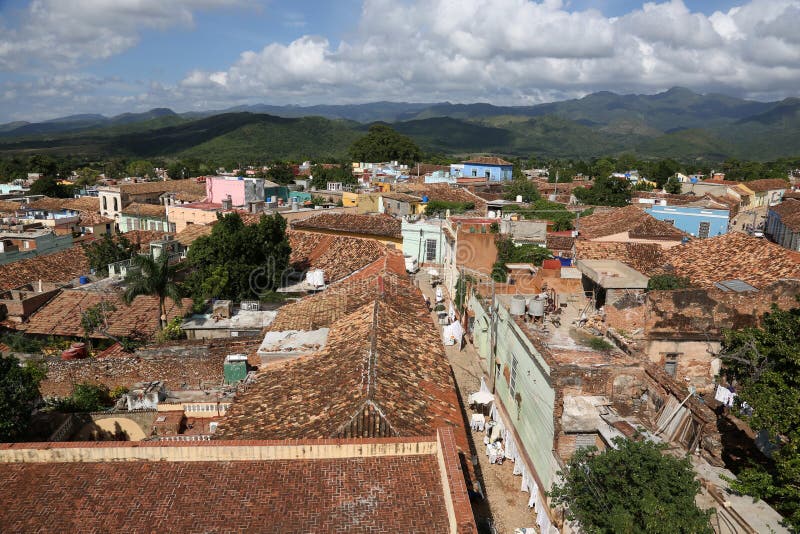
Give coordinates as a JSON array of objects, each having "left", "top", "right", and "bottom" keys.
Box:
[{"left": 418, "top": 275, "right": 537, "bottom": 534}]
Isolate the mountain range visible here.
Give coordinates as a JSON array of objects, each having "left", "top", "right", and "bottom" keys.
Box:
[{"left": 2, "top": 87, "right": 800, "bottom": 162}]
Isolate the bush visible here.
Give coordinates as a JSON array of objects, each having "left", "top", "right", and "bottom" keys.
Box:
[
  {"left": 586, "top": 336, "right": 613, "bottom": 351},
  {"left": 425, "top": 200, "right": 474, "bottom": 215},
  {"left": 648, "top": 274, "right": 691, "bottom": 290},
  {"left": 52, "top": 383, "right": 112, "bottom": 412}
]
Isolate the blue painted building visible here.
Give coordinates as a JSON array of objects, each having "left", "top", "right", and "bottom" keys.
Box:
[
  {"left": 451, "top": 157, "right": 513, "bottom": 182},
  {"left": 645, "top": 205, "right": 729, "bottom": 238}
]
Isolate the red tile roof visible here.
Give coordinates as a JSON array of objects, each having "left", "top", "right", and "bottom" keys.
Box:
[
  {"left": 577, "top": 205, "right": 686, "bottom": 241},
  {"left": 117, "top": 179, "right": 206, "bottom": 196},
  {"left": 397, "top": 184, "right": 487, "bottom": 211},
  {"left": 0, "top": 453, "right": 451, "bottom": 533},
  {"left": 0, "top": 200, "right": 23, "bottom": 213},
  {"left": 175, "top": 223, "right": 214, "bottom": 246},
  {"left": 0, "top": 245, "right": 91, "bottom": 291},
  {"left": 291, "top": 213, "right": 401, "bottom": 239},
  {"left": 216, "top": 250, "right": 467, "bottom": 451},
  {"left": 770, "top": 199, "right": 800, "bottom": 232},
  {"left": 575, "top": 241, "right": 666, "bottom": 274},
  {"left": 659, "top": 232, "right": 800, "bottom": 288},
  {"left": 288, "top": 231, "right": 387, "bottom": 284},
  {"left": 22, "top": 290, "right": 191, "bottom": 340},
  {"left": 463, "top": 156, "right": 513, "bottom": 166},
  {"left": 78, "top": 212, "right": 113, "bottom": 226},
  {"left": 743, "top": 178, "right": 790, "bottom": 193},
  {"left": 120, "top": 202, "right": 167, "bottom": 218}
]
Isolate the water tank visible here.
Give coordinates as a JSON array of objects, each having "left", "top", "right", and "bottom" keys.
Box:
[
  {"left": 516, "top": 195, "right": 523, "bottom": 203},
  {"left": 306, "top": 269, "right": 325, "bottom": 288},
  {"left": 529, "top": 295, "right": 545, "bottom": 317},
  {"left": 487, "top": 210, "right": 496, "bottom": 218},
  {"left": 510, "top": 295, "right": 526, "bottom": 316},
  {"left": 79, "top": 276, "right": 89, "bottom": 284},
  {"left": 548, "top": 194, "right": 557, "bottom": 202}
]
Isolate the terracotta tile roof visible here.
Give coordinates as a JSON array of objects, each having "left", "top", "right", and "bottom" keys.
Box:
[
  {"left": 292, "top": 213, "right": 401, "bottom": 239},
  {"left": 39, "top": 337, "right": 256, "bottom": 397},
  {"left": 95, "top": 342, "right": 129, "bottom": 358},
  {"left": 118, "top": 179, "right": 206, "bottom": 196},
  {"left": 0, "top": 245, "right": 90, "bottom": 291},
  {"left": 659, "top": 232, "right": 800, "bottom": 288},
  {"left": 409, "top": 163, "right": 450, "bottom": 176},
  {"left": 0, "top": 200, "right": 23, "bottom": 213},
  {"left": 288, "top": 231, "right": 387, "bottom": 284},
  {"left": 380, "top": 192, "right": 422, "bottom": 203},
  {"left": 463, "top": 156, "right": 513, "bottom": 166},
  {"left": 25, "top": 196, "right": 100, "bottom": 212},
  {"left": 575, "top": 241, "right": 666, "bottom": 274},
  {"left": 122, "top": 230, "right": 172, "bottom": 251},
  {"left": 22, "top": 289, "right": 191, "bottom": 340},
  {"left": 578, "top": 205, "right": 686, "bottom": 241},
  {"left": 546, "top": 234, "right": 575, "bottom": 252},
  {"left": 175, "top": 223, "right": 213, "bottom": 246},
  {"left": 769, "top": 199, "right": 800, "bottom": 232},
  {"left": 174, "top": 190, "right": 206, "bottom": 202},
  {"left": 78, "top": 212, "right": 113, "bottom": 226},
  {"left": 0, "top": 452, "right": 451, "bottom": 533},
  {"left": 743, "top": 178, "right": 790, "bottom": 193},
  {"left": 217, "top": 250, "right": 466, "bottom": 449},
  {"left": 397, "top": 184, "right": 487, "bottom": 211},
  {"left": 120, "top": 202, "right": 167, "bottom": 218}
]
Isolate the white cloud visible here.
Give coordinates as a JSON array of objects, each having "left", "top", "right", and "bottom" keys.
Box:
[
  {"left": 3, "top": 0, "right": 800, "bottom": 121},
  {"left": 176, "top": 0, "right": 800, "bottom": 106},
  {"left": 0, "top": 0, "right": 246, "bottom": 70}
]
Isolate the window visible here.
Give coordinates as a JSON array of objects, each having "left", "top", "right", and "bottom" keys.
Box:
[
  {"left": 113, "top": 197, "right": 118, "bottom": 212},
  {"left": 23, "top": 240, "right": 30, "bottom": 249},
  {"left": 102, "top": 196, "right": 107, "bottom": 210},
  {"left": 509, "top": 354, "right": 519, "bottom": 397},
  {"left": 663, "top": 219, "right": 675, "bottom": 226},
  {"left": 665, "top": 353, "right": 679, "bottom": 377},
  {"left": 485, "top": 170, "right": 491, "bottom": 179},
  {"left": 698, "top": 221, "right": 710, "bottom": 238},
  {"left": 471, "top": 169, "right": 478, "bottom": 177},
  {"left": 425, "top": 239, "right": 437, "bottom": 261}
]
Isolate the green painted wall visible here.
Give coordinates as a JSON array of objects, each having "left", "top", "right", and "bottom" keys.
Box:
[{"left": 469, "top": 294, "right": 560, "bottom": 488}]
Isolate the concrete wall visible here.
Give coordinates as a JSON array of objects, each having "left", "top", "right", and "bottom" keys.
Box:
[
  {"left": 402, "top": 221, "right": 445, "bottom": 264},
  {"left": 206, "top": 177, "right": 265, "bottom": 206},
  {"left": 119, "top": 214, "right": 170, "bottom": 233}
]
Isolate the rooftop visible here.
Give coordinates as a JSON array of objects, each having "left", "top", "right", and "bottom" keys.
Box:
[
  {"left": 174, "top": 223, "right": 213, "bottom": 246},
  {"left": 574, "top": 241, "right": 666, "bottom": 274},
  {"left": 769, "top": 198, "right": 800, "bottom": 232},
  {"left": 576, "top": 259, "right": 650, "bottom": 289},
  {"left": 182, "top": 309, "right": 277, "bottom": 331},
  {"left": 39, "top": 337, "right": 259, "bottom": 397},
  {"left": 21, "top": 289, "right": 191, "bottom": 340},
  {"left": 113, "top": 179, "right": 206, "bottom": 196},
  {"left": 380, "top": 192, "right": 423, "bottom": 203},
  {"left": 78, "top": 212, "right": 113, "bottom": 226},
  {"left": 0, "top": 200, "right": 23, "bottom": 213},
  {"left": 463, "top": 156, "right": 513, "bottom": 166},
  {"left": 659, "top": 232, "right": 800, "bottom": 288},
  {"left": 0, "top": 430, "right": 474, "bottom": 534},
  {"left": 291, "top": 213, "right": 402, "bottom": 239},
  {"left": 0, "top": 245, "right": 90, "bottom": 291},
  {"left": 215, "top": 250, "right": 467, "bottom": 451},
  {"left": 742, "top": 178, "right": 790, "bottom": 193},
  {"left": 288, "top": 231, "right": 387, "bottom": 284},
  {"left": 26, "top": 196, "right": 100, "bottom": 213},
  {"left": 577, "top": 205, "right": 686, "bottom": 241},
  {"left": 120, "top": 202, "right": 167, "bottom": 218},
  {"left": 396, "top": 184, "right": 487, "bottom": 212}
]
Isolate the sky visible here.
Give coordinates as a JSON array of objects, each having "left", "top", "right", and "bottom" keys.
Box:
[{"left": 0, "top": 0, "right": 799, "bottom": 122}]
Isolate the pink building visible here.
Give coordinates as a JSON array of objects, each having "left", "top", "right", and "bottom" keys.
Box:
[{"left": 206, "top": 177, "right": 265, "bottom": 206}]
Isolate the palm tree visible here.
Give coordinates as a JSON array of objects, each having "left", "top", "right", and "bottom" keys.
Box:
[{"left": 123, "top": 253, "right": 183, "bottom": 331}]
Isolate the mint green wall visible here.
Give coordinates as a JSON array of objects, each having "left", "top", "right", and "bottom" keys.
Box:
[{"left": 469, "top": 294, "right": 559, "bottom": 488}]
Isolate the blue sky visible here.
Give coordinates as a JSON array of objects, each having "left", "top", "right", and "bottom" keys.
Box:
[{"left": 1, "top": 0, "right": 798, "bottom": 122}]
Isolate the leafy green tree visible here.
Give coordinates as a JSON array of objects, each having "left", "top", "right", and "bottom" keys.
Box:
[
  {"left": 166, "top": 162, "right": 187, "bottom": 180},
  {"left": 349, "top": 124, "right": 421, "bottom": 165},
  {"left": 80, "top": 301, "right": 118, "bottom": 348},
  {"left": 56, "top": 383, "right": 112, "bottom": 412},
  {"left": 591, "top": 158, "right": 615, "bottom": 180},
  {"left": 0, "top": 356, "right": 44, "bottom": 441},
  {"left": 123, "top": 253, "right": 184, "bottom": 331},
  {"left": 503, "top": 178, "right": 540, "bottom": 203},
  {"left": 574, "top": 176, "right": 631, "bottom": 207},
  {"left": 492, "top": 238, "right": 552, "bottom": 282},
  {"left": 75, "top": 167, "right": 100, "bottom": 187},
  {"left": 653, "top": 159, "right": 682, "bottom": 188},
  {"left": 647, "top": 274, "right": 691, "bottom": 290},
  {"left": 425, "top": 200, "right": 474, "bottom": 216},
  {"left": 83, "top": 233, "right": 136, "bottom": 276},
  {"left": 309, "top": 164, "right": 356, "bottom": 190},
  {"left": 267, "top": 162, "right": 296, "bottom": 185},
  {"left": 550, "top": 437, "right": 713, "bottom": 534},
  {"left": 126, "top": 160, "right": 154, "bottom": 178},
  {"left": 664, "top": 176, "right": 683, "bottom": 194},
  {"left": 29, "top": 176, "right": 74, "bottom": 198},
  {"left": 721, "top": 304, "right": 800, "bottom": 530},
  {"left": 186, "top": 212, "right": 291, "bottom": 303}
]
